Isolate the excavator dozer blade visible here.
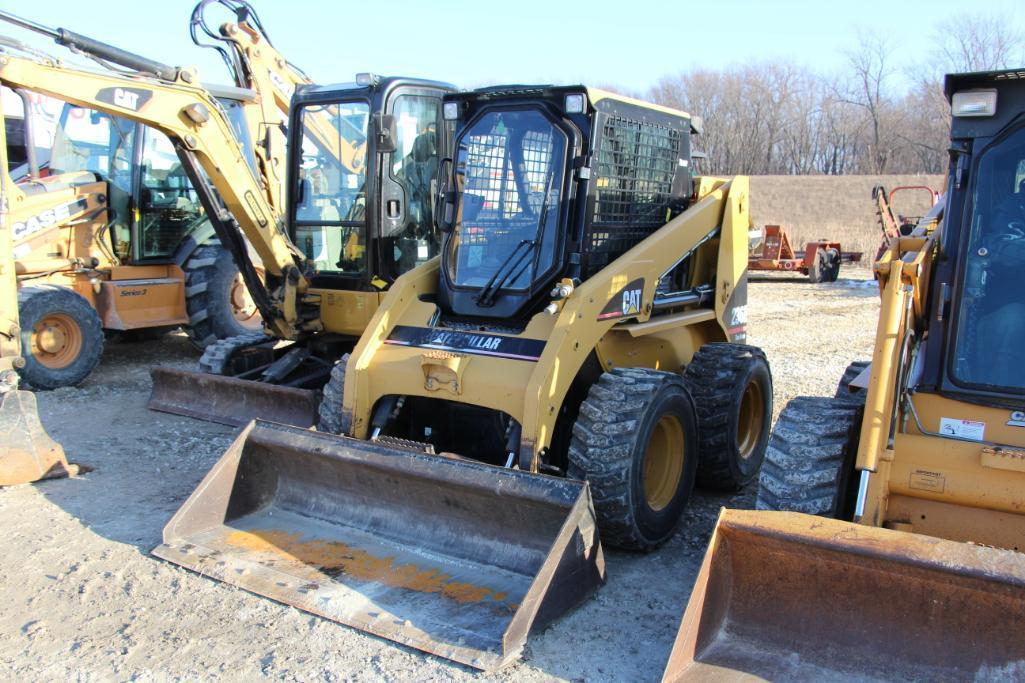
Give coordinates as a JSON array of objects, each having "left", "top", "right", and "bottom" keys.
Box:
[
  {"left": 153, "top": 420, "right": 605, "bottom": 670},
  {"left": 0, "top": 389, "right": 76, "bottom": 486},
  {"left": 147, "top": 367, "right": 318, "bottom": 428},
  {"left": 663, "top": 509, "right": 1025, "bottom": 682}
]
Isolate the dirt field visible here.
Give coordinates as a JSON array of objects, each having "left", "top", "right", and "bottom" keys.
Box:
[{"left": 0, "top": 258, "right": 881, "bottom": 681}]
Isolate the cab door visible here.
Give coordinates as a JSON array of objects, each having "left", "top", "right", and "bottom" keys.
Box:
[{"left": 376, "top": 87, "right": 447, "bottom": 282}]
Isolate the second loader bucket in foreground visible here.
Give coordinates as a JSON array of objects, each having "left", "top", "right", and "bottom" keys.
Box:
[
  {"left": 153, "top": 420, "right": 605, "bottom": 670},
  {"left": 147, "top": 367, "right": 319, "bottom": 427},
  {"left": 663, "top": 509, "right": 1025, "bottom": 682}
]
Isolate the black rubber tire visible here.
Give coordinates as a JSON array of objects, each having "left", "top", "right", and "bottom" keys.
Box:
[
  {"left": 683, "top": 343, "right": 773, "bottom": 491},
  {"left": 198, "top": 333, "right": 270, "bottom": 375},
  {"left": 835, "top": 360, "right": 870, "bottom": 404},
  {"left": 183, "top": 242, "right": 262, "bottom": 349},
  {"left": 317, "top": 354, "right": 351, "bottom": 435},
  {"left": 567, "top": 368, "right": 699, "bottom": 551},
  {"left": 755, "top": 396, "right": 862, "bottom": 518},
  {"left": 17, "top": 285, "right": 104, "bottom": 389},
  {"left": 825, "top": 247, "right": 841, "bottom": 282},
  {"left": 807, "top": 249, "right": 828, "bottom": 283}
]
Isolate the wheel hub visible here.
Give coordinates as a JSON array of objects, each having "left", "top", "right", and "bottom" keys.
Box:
[
  {"left": 737, "top": 379, "right": 766, "bottom": 460},
  {"left": 643, "top": 414, "right": 686, "bottom": 511},
  {"left": 31, "top": 313, "right": 83, "bottom": 369}
]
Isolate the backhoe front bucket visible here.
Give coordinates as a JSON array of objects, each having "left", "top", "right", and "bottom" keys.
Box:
[
  {"left": 153, "top": 420, "right": 605, "bottom": 670},
  {"left": 663, "top": 509, "right": 1025, "bottom": 681},
  {"left": 147, "top": 367, "right": 318, "bottom": 427},
  {"left": 0, "top": 389, "right": 76, "bottom": 485}
]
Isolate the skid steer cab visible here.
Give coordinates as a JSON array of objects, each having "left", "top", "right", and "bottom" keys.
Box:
[
  {"left": 155, "top": 84, "right": 774, "bottom": 669},
  {"left": 148, "top": 75, "right": 457, "bottom": 426},
  {"left": 664, "top": 69, "right": 1025, "bottom": 680}
]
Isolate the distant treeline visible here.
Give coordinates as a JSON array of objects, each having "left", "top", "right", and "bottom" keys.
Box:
[{"left": 633, "top": 14, "right": 1024, "bottom": 176}]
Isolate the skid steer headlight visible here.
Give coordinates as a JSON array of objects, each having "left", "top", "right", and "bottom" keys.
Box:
[
  {"left": 952, "top": 89, "right": 997, "bottom": 117},
  {"left": 443, "top": 101, "right": 460, "bottom": 120}
]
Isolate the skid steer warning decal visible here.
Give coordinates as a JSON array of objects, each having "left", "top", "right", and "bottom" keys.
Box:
[
  {"left": 384, "top": 326, "right": 546, "bottom": 361},
  {"left": 597, "top": 278, "right": 645, "bottom": 320}
]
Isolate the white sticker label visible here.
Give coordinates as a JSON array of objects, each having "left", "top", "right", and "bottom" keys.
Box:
[
  {"left": 939, "top": 418, "right": 985, "bottom": 441},
  {"left": 1009, "top": 411, "right": 1025, "bottom": 428}
]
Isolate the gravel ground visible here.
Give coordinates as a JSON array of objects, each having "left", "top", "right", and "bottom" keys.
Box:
[{"left": 0, "top": 266, "right": 879, "bottom": 682}]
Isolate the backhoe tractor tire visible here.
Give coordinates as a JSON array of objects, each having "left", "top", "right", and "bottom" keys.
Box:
[
  {"left": 183, "top": 243, "right": 263, "bottom": 349},
  {"left": 198, "top": 333, "right": 271, "bottom": 375},
  {"left": 317, "top": 354, "right": 351, "bottom": 435},
  {"left": 807, "top": 249, "right": 828, "bottom": 283},
  {"left": 835, "top": 360, "right": 870, "bottom": 404},
  {"left": 17, "top": 285, "right": 104, "bottom": 390},
  {"left": 684, "top": 343, "right": 773, "bottom": 491},
  {"left": 567, "top": 368, "right": 699, "bottom": 551},
  {"left": 756, "top": 396, "right": 862, "bottom": 518}
]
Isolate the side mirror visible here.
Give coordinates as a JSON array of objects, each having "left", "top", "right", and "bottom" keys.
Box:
[
  {"left": 374, "top": 113, "right": 397, "bottom": 153},
  {"left": 435, "top": 157, "right": 455, "bottom": 232}
]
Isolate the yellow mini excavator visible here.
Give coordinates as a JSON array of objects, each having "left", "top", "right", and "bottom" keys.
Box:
[
  {"left": 663, "top": 69, "right": 1025, "bottom": 680},
  {"left": 154, "top": 85, "right": 774, "bottom": 669}
]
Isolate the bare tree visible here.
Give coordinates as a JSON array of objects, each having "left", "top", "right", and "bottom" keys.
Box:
[{"left": 932, "top": 13, "right": 1025, "bottom": 73}]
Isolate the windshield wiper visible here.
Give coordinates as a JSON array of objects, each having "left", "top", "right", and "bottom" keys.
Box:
[{"left": 476, "top": 238, "right": 537, "bottom": 307}]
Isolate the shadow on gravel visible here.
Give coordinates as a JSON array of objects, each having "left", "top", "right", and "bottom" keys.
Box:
[{"left": 31, "top": 334, "right": 235, "bottom": 552}]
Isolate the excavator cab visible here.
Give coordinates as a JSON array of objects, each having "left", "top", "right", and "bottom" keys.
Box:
[
  {"left": 148, "top": 76, "right": 456, "bottom": 426},
  {"left": 664, "top": 69, "right": 1025, "bottom": 680}
]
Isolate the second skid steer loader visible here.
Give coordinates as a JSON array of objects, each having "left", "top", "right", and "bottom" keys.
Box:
[
  {"left": 155, "top": 86, "right": 774, "bottom": 669},
  {"left": 663, "top": 69, "right": 1025, "bottom": 681}
]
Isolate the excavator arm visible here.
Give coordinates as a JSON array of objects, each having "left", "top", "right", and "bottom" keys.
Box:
[
  {"left": 0, "top": 51, "right": 309, "bottom": 339},
  {"left": 190, "top": 0, "right": 367, "bottom": 214}
]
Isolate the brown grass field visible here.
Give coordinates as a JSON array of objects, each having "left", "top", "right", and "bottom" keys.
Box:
[{"left": 749, "top": 174, "right": 945, "bottom": 259}]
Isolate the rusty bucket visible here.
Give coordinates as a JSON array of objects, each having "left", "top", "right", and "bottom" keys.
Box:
[
  {"left": 0, "top": 389, "right": 76, "bottom": 485},
  {"left": 663, "top": 509, "right": 1025, "bottom": 681},
  {"left": 147, "top": 367, "right": 319, "bottom": 427},
  {"left": 153, "top": 420, "right": 605, "bottom": 670}
]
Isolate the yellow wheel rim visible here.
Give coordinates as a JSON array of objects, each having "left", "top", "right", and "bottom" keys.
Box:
[
  {"left": 230, "top": 267, "right": 264, "bottom": 329},
  {"left": 737, "top": 379, "right": 766, "bottom": 460},
  {"left": 642, "top": 414, "right": 686, "bottom": 511},
  {"left": 31, "top": 313, "right": 83, "bottom": 369}
]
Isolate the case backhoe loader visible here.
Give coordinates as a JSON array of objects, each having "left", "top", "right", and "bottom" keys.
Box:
[
  {"left": 155, "top": 85, "right": 774, "bottom": 670},
  {"left": 663, "top": 69, "right": 1025, "bottom": 681},
  {"left": 0, "top": 3, "right": 309, "bottom": 396}
]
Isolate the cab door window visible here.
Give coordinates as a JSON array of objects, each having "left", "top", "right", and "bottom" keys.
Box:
[
  {"left": 382, "top": 95, "right": 443, "bottom": 279},
  {"left": 293, "top": 101, "right": 369, "bottom": 275},
  {"left": 137, "top": 128, "right": 206, "bottom": 259}
]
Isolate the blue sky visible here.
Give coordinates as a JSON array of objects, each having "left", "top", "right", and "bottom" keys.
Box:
[{"left": 2, "top": 0, "right": 1024, "bottom": 92}]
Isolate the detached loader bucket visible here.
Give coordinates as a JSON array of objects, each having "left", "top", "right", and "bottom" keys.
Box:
[
  {"left": 153, "top": 420, "right": 605, "bottom": 670},
  {"left": 147, "top": 367, "right": 318, "bottom": 427},
  {"left": 0, "top": 390, "right": 76, "bottom": 485},
  {"left": 663, "top": 509, "right": 1025, "bottom": 681}
]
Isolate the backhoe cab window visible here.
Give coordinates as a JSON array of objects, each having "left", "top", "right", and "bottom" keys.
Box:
[
  {"left": 294, "top": 101, "right": 369, "bottom": 274},
  {"left": 138, "top": 130, "right": 206, "bottom": 259},
  {"left": 952, "top": 126, "right": 1025, "bottom": 392},
  {"left": 448, "top": 110, "right": 566, "bottom": 290},
  {"left": 50, "top": 107, "right": 135, "bottom": 257}
]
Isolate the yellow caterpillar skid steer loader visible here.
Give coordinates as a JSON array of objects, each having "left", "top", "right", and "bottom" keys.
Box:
[
  {"left": 664, "top": 69, "right": 1025, "bottom": 681},
  {"left": 156, "top": 86, "right": 773, "bottom": 669},
  {"left": 1, "top": 117, "right": 72, "bottom": 485}
]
